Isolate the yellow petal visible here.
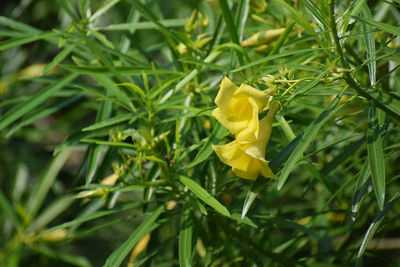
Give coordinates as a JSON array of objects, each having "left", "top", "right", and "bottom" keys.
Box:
[
  {"left": 235, "top": 83, "right": 268, "bottom": 110},
  {"left": 212, "top": 142, "right": 241, "bottom": 163},
  {"left": 213, "top": 77, "right": 268, "bottom": 135},
  {"left": 212, "top": 108, "right": 248, "bottom": 134},
  {"left": 212, "top": 141, "right": 275, "bottom": 180},
  {"left": 214, "top": 77, "right": 238, "bottom": 108},
  {"left": 232, "top": 156, "right": 274, "bottom": 180},
  {"left": 234, "top": 97, "right": 260, "bottom": 140}
]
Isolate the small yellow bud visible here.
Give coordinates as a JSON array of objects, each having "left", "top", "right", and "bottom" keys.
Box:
[
  {"left": 0, "top": 80, "right": 9, "bottom": 94},
  {"left": 326, "top": 212, "right": 345, "bottom": 223},
  {"left": 100, "top": 173, "right": 119, "bottom": 185},
  {"left": 18, "top": 64, "right": 47, "bottom": 78},
  {"left": 253, "top": 44, "right": 269, "bottom": 53},
  {"left": 297, "top": 216, "right": 312, "bottom": 225},
  {"left": 241, "top": 28, "right": 285, "bottom": 48},
  {"left": 177, "top": 42, "right": 188, "bottom": 55},
  {"left": 251, "top": 0, "right": 267, "bottom": 13},
  {"left": 166, "top": 200, "right": 177, "bottom": 210},
  {"left": 203, "top": 119, "right": 211, "bottom": 130},
  {"left": 198, "top": 12, "right": 210, "bottom": 27},
  {"left": 197, "top": 238, "right": 206, "bottom": 258},
  {"left": 128, "top": 233, "right": 151, "bottom": 267},
  {"left": 259, "top": 75, "right": 276, "bottom": 87},
  {"left": 185, "top": 9, "right": 198, "bottom": 32},
  {"left": 40, "top": 228, "right": 68, "bottom": 242},
  {"left": 194, "top": 34, "right": 213, "bottom": 49}
]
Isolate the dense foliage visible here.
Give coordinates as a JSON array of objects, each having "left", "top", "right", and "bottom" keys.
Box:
[{"left": 1, "top": 0, "right": 400, "bottom": 266}]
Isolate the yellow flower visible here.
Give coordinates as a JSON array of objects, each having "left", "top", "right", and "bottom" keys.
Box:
[
  {"left": 212, "top": 77, "right": 269, "bottom": 138},
  {"left": 212, "top": 103, "right": 278, "bottom": 180}
]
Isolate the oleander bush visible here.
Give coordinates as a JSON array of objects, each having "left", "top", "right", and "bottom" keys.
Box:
[{"left": 1, "top": 0, "right": 400, "bottom": 266}]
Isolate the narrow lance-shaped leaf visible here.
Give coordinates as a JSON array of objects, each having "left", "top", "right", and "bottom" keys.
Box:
[
  {"left": 218, "top": 0, "right": 244, "bottom": 64},
  {"left": 43, "top": 43, "right": 77, "bottom": 74},
  {"left": 277, "top": 89, "right": 345, "bottom": 190},
  {"left": 26, "top": 149, "right": 71, "bottom": 219},
  {"left": 356, "top": 192, "right": 400, "bottom": 266},
  {"left": 0, "top": 73, "right": 78, "bottom": 131},
  {"left": 355, "top": 15, "right": 400, "bottom": 36},
  {"left": 367, "top": 102, "right": 385, "bottom": 210},
  {"left": 182, "top": 123, "right": 228, "bottom": 170},
  {"left": 0, "top": 189, "right": 19, "bottom": 225},
  {"left": 242, "top": 133, "right": 303, "bottom": 218},
  {"left": 351, "top": 159, "right": 371, "bottom": 222},
  {"left": 361, "top": 3, "right": 376, "bottom": 87},
  {"left": 86, "top": 99, "right": 113, "bottom": 185},
  {"left": 179, "top": 175, "right": 230, "bottom": 217},
  {"left": 179, "top": 208, "right": 194, "bottom": 267},
  {"left": 103, "top": 205, "right": 165, "bottom": 267}
]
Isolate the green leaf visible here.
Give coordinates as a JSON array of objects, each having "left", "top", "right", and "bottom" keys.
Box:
[
  {"left": 7, "top": 95, "right": 82, "bottom": 137},
  {"left": 86, "top": 99, "right": 113, "bottom": 185},
  {"left": 367, "top": 102, "right": 385, "bottom": 210},
  {"left": 360, "top": 3, "right": 376, "bottom": 86},
  {"left": 218, "top": 0, "right": 244, "bottom": 64},
  {"left": 320, "top": 137, "right": 365, "bottom": 177},
  {"left": 300, "top": 0, "right": 330, "bottom": 30},
  {"left": 241, "top": 178, "right": 272, "bottom": 219},
  {"left": 344, "top": 75, "right": 400, "bottom": 120},
  {"left": 92, "top": 75, "right": 134, "bottom": 111},
  {"left": 34, "top": 244, "right": 92, "bottom": 267},
  {"left": 288, "top": 69, "right": 328, "bottom": 102},
  {"left": 182, "top": 123, "right": 228, "bottom": 170},
  {"left": 242, "top": 133, "right": 304, "bottom": 218},
  {"left": 179, "top": 175, "right": 230, "bottom": 217},
  {"left": 26, "top": 149, "right": 71, "bottom": 219},
  {"left": 355, "top": 15, "right": 400, "bottom": 36},
  {"left": 235, "top": 0, "right": 250, "bottom": 42},
  {"left": 0, "top": 73, "right": 78, "bottom": 131},
  {"left": 40, "top": 201, "right": 148, "bottom": 236},
  {"left": 271, "top": 0, "right": 315, "bottom": 33},
  {"left": 267, "top": 22, "right": 295, "bottom": 56},
  {"left": 82, "top": 113, "right": 139, "bottom": 131},
  {"left": 81, "top": 138, "right": 138, "bottom": 150},
  {"left": 90, "top": 0, "right": 121, "bottom": 22},
  {"left": 0, "top": 16, "right": 41, "bottom": 33},
  {"left": 179, "top": 208, "right": 194, "bottom": 267},
  {"left": 231, "top": 48, "right": 326, "bottom": 73},
  {"left": 0, "top": 189, "right": 19, "bottom": 225},
  {"left": 178, "top": 57, "right": 230, "bottom": 72},
  {"left": 0, "top": 31, "right": 56, "bottom": 51},
  {"left": 29, "top": 195, "right": 75, "bottom": 232},
  {"left": 338, "top": 0, "right": 365, "bottom": 41},
  {"left": 230, "top": 213, "right": 258, "bottom": 228},
  {"left": 351, "top": 159, "right": 371, "bottom": 222},
  {"left": 103, "top": 205, "right": 165, "bottom": 267},
  {"left": 356, "top": 192, "right": 400, "bottom": 266},
  {"left": 43, "top": 43, "right": 77, "bottom": 74},
  {"left": 95, "top": 18, "right": 186, "bottom": 31},
  {"left": 61, "top": 64, "right": 180, "bottom": 76},
  {"left": 277, "top": 89, "right": 345, "bottom": 190}
]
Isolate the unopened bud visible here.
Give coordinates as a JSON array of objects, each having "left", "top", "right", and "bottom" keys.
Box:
[
  {"left": 241, "top": 28, "right": 285, "bottom": 48},
  {"left": 101, "top": 173, "right": 119, "bottom": 185},
  {"left": 251, "top": 0, "right": 267, "bottom": 13},
  {"left": 185, "top": 9, "right": 198, "bottom": 32},
  {"left": 198, "top": 12, "right": 210, "bottom": 27},
  {"left": 254, "top": 44, "right": 269, "bottom": 53},
  {"left": 177, "top": 43, "right": 188, "bottom": 55},
  {"left": 40, "top": 228, "right": 68, "bottom": 242}
]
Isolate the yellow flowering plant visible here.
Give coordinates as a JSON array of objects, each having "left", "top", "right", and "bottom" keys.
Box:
[
  {"left": 2, "top": 1, "right": 400, "bottom": 266},
  {"left": 212, "top": 77, "right": 278, "bottom": 180}
]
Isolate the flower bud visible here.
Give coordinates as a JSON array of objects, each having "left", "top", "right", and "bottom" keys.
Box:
[{"left": 241, "top": 28, "right": 285, "bottom": 48}]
